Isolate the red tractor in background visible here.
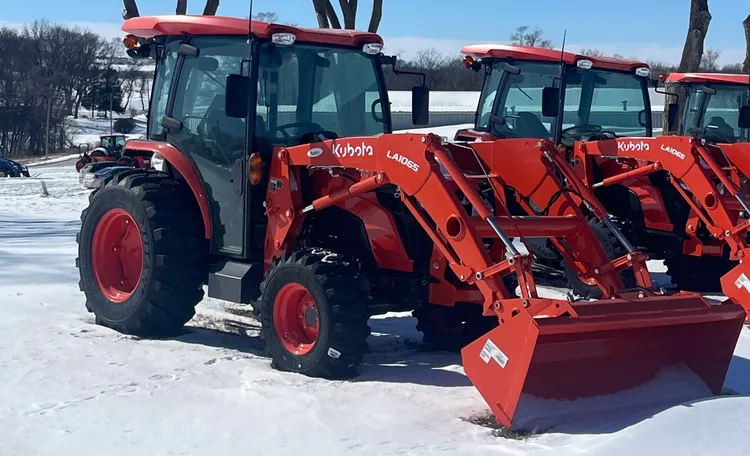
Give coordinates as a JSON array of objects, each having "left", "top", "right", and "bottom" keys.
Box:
[
  {"left": 456, "top": 44, "right": 750, "bottom": 320},
  {"left": 75, "top": 134, "right": 151, "bottom": 171},
  {"left": 75, "top": 16, "right": 745, "bottom": 430}
]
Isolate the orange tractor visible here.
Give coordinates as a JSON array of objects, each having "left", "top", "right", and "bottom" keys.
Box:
[
  {"left": 76, "top": 16, "right": 745, "bottom": 430},
  {"left": 457, "top": 44, "right": 750, "bottom": 320}
]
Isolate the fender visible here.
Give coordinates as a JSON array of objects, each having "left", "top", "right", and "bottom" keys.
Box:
[{"left": 124, "top": 140, "right": 212, "bottom": 239}]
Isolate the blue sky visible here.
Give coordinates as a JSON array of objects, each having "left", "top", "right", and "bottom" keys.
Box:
[{"left": 3, "top": 0, "right": 747, "bottom": 65}]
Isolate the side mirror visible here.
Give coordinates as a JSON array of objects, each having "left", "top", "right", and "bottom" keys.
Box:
[
  {"left": 381, "top": 54, "right": 398, "bottom": 66},
  {"left": 541, "top": 87, "right": 560, "bottom": 117},
  {"left": 739, "top": 105, "right": 750, "bottom": 129},
  {"left": 667, "top": 102, "right": 679, "bottom": 132},
  {"left": 225, "top": 74, "right": 250, "bottom": 119},
  {"left": 412, "top": 86, "right": 429, "bottom": 126}
]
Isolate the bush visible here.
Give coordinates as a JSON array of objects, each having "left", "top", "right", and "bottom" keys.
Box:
[{"left": 114, "top": 118, "right": 136, "bottom": 134}]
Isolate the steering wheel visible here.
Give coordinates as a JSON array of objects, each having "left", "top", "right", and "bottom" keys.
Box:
[
  {"left": 272, "top": 121, "right": 325, "bottom": 140},
  {"left": 561, "top": 124, "right": 603, "bottom": 138}
]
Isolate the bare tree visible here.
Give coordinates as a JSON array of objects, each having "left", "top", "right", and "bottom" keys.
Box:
[
  {"left": 743, "top": 15, "right": 750, "bottom": 74},
  {"left": 663, "top": 0, "right": 711, "bottom": 134},
  {"left": 311, "top": 0, "right": 384, "bottom": 33},
  {"left": 579, "top": 48, "right": 604, "bottom": 57},
  {"left": 700, "top": 46, "right": 721, "bottom": 71},
  {"left": 509, "top": 26, "right": 553, "bottom": 49},
  {"left": 123, "top": 0, "right": 219, "bottom": 19}
]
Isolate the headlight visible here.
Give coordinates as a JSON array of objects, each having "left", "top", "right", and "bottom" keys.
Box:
[{"left": 151, "top": 153, "right": 165, "bottom": 172}]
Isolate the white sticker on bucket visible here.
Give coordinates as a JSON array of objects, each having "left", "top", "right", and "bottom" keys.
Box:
[
  {"left": 479, "top": 338, "right": 509, "bottom": 368},
  {"left": 327, "top": 348, "right": 341, "bottom": 359},
  {"left": 735, "top": 273, "right": 750, "bottom": 293}
]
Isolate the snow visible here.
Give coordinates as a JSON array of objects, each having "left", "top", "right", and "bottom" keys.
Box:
[{"left": 2, "top": 125, "right": 750, "bottom": 455}]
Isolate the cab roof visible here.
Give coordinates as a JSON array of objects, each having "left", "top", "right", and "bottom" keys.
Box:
[
  {"left": 461, "top": 44, "right": 648, "bottom": 73},
  {"left": 665, "top": 73, "right": 749, "bottom": 85},
  {"left": 122, "top": 15, "right": 383, "bottom": 47}
]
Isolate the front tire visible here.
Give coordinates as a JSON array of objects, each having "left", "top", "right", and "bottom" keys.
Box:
[
  {"left": 413, "top": 302, "right": 498, "bottom": 352},
  {"left": 260, "top": 249, "right": 371, "bottom": 378},
  {"left": 665, "top": 253, "right": 734, "bottom": 292},
  {"left": 76, "top": 169, "right": 208, "bottom": 337},
  {"left": 563, "top": 216, "right": 636, "bottom": 299}
]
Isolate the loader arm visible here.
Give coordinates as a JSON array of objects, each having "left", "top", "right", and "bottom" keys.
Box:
[
  {"left": 578, "top": 136, "right": 750, "bottom": 317},
  {"left": 264, "top": 132, "right": 745, "bottom": 430}
]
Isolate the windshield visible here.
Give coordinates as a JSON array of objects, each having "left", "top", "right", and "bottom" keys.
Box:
[
  {"left": 476, "top": 60, "right": 651, "bottom": 140},
  {"left": 684, "top": 84, "right": 749, "bottom": 143},
  {"left": 256, "top": 41, "right": 388, "bottom": 147}
]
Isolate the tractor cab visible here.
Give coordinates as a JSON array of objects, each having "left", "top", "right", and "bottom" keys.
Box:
[
  {"left": 663, "top": 73, "right": 750, "bottom": 144},
  {"left": 455, "top": 44, "right": 653, "bottom": 148},
  {"left": 99, "top": 134, "right": 128, "bottom": 155},
  {"left": 121, "top": 16, "right": 429, "bottom": 258}
]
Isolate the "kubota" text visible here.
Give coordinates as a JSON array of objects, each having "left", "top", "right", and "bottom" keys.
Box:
[
  {"left": 617, "top": 140, "right": 651, "bottom": 152},
  {"left": 333, "top": 142, "right": 374, "bottom": 158}
]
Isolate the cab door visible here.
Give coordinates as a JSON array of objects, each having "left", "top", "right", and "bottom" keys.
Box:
[{"left": 166, "top": 38, "right": 250, "bottom": 257}]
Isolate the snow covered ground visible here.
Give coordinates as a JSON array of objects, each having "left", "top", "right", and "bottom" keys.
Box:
[{"left": 2, "top": 125, "right": 750, "bottom": 455}]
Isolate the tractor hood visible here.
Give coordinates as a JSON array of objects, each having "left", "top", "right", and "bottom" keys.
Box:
[{"left": 0, "top": 156, "right": 30, "bottom": 176}]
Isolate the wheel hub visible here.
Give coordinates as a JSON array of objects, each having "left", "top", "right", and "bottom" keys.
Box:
[
  {"left": 91, "top": 208, "right": 144, "bottom": 303},
  {"left": 273, "top": 283, "right": 320, "bottom": 355}
]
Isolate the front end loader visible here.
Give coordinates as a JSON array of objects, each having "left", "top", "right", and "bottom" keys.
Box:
[
  {"left": 76, "top": 17, "right": 745, "bottom": 431},
  {"left": 458, "top": 44, "right": 750, "bottom": 320}
]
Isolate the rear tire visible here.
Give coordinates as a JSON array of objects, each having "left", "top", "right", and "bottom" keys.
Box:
[
  {"left": 563, "top": 216, "right": 636, "bottom": 299},
  {"left": 260, "top": 248, "right": 371, "bottom": 378},
  {"left": 413, "top": 302, "right": 497, "bottom": 352},
  {"left": 76, "top": 169, "right": 208, "bottom": 337},
  {"left": 665, "top": 254, "right": 734, "bottom": 292}
]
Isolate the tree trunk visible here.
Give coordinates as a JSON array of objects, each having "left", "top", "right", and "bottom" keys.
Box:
[
  {"left": 312, "top": 0, "right": 331, "bottom": 27},
  {"left": 338, "top": 0, "right": 356, "bottom": 29},
  {"left": 176, "top": 0, "right": 187, "bottom": 14},
  {"left": 368, "top": 0, "right": 383, "bottom": 33},
  {"left": 203, "top": 0, "right": 220, "bottom": 15},
  {"left": 743, "top": 15, "right": 750, "bottom": 74},
  {"left": 663, "top": 0, "right": 711, "bottom": 134},
  {"left": 677, "top": 0, "right": 711, "bottom": 73},
  {"left": 123, "top": 0, "right": 140, "bottom": 19},
  {"left": 323, "top": 1, "right": 342, "bottom": 28}
]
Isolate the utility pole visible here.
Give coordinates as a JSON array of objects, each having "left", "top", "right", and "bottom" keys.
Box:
[
  {"left": 45, "top": 87, "right": 52, "bottom": 159},
  {"left": 110, "top": 92, "right": 114, "bottom": 134}
]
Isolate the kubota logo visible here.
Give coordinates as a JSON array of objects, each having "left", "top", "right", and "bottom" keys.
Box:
[
  {"left": 617, "top": 140, "right": 650, "bottom": 152},
  {"left": 660, "top": 144, "right": 686, "bottom": 160},
  {"left": 387, "top": 150, "right": 420, "bottom": 172},
  {"left": 333, "top": 142, "right": 374, "bottom": 158}
]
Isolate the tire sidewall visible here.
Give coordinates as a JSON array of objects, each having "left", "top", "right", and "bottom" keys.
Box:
[
  {"left": 79, "top": 184, "right": 155, "bottom": 324},
  {"left": 261, "top": 264, "right": 334, "bottom": 373}
]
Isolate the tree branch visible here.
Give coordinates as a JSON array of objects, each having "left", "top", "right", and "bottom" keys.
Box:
[
  {"left": 122, "top": 0, "right": 140, "bottom": 19},
  {"left": 203, "top": 0, "right": 220, "bottom": 15},
  {"left": 312, "top": 0, "right": 331, "bottom": 28},
  {"left": 368, "top": 0, "right": 382, "bottom": 33},
  {"left": 176, "top": 0, "right": 187, "bottom": 14},
  {"left": 338, "top": 0, "right": 356, "bottom": 29},
  {"left": 323, "top": 0, "right": 342, "bottom": 29}
]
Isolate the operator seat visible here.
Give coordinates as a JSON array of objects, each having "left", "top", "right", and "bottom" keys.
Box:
[
  {"left": 706, "top": 116, "right": 737, "bottom": 143},
  {"left": 200, "top": 95, "right": 247, "bottom": 157},
  {"left": 514, "top": 112, "right": 550, "bottom": 139}
]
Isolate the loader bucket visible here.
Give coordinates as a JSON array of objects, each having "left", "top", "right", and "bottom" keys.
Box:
[{"left": 461, "top": 294, "right": 744, "bottom": 431}]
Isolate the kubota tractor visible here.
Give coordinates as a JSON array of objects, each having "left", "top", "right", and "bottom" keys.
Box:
[
  {"left": 457, "top": 45, "right": 750, "bottom": 320},
  {"left": 76, "top": 16, "right": 745, "bottom": 430}
]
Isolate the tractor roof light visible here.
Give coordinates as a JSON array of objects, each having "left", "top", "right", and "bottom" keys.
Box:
[
  {"left": 635, "top": 67, "right": 651, "bottom": 78},
  {"left": 271, "top": 33, "right": 296, "bottom": 45},
  {"left": 362, "top": 43, "right": 383, "bottom": 55},
  {"left": 659, "top": 74, "right": 667, "bottom": 83},
  {"left": 123, "top": 34, "right": 139, "bottom": 50},
  {"left": 576, "top": 59, "right": 594, "bottom": 70}
]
